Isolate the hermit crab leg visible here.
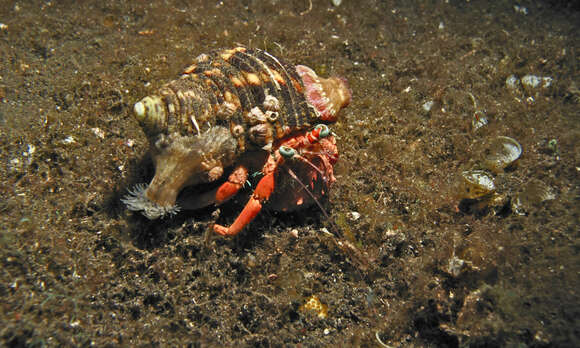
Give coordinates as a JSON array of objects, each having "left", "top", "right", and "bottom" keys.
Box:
[
  {"left": 214, "top": 165, "right": 249, "bottom": 204},
  {"left": 213, "top": 153, "right": 281, "bottom": 236}
]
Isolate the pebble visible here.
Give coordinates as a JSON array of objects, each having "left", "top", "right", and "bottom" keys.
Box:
[
  {"left": 62, "top": 135, "right": 76, "bottom": 144},
  {"left": 91, "top": 127, "right": 105, "bottom": 139},
  {"left": 349, "top": 211, "right": 361, "bottom": 221},
  {"left": 521, "top": 75, "right": 541, "bottom": 89},
  {"left": 320, "top": 227, "right": 332, "bottom": 236},
  {"left": 422, "top": 100, "right": 434, "bottom": 113},
  {"left": 505, "top": 74, "right": 520, "bottom": 89},
  {"left": 289, "top": 229, "right": 299, "bottom": 238},
  {"left": 521, "top": 74, "right": 553, "bottom": 89},
  {"left": 514, "top": 5, "right": 528, "bottom": 15}
]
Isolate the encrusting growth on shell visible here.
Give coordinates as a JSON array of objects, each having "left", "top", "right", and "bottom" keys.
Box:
[
  {"left": 122, "top": 183, "right": 181, "bottom": 219},
  {"left": 123, "top": 126, "right": 237, "bottom": 219}
]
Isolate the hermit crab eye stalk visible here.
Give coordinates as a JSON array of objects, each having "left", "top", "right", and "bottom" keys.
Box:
[
  {"left": 314, "top": 124, "right": 330, "bottom": 138},
  {"left": 279, "top": 146, "right": 296, "bottom": 158}
]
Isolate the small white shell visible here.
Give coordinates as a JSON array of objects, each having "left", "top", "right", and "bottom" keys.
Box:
[
  {"left": 422, "top": 100, "right": 434, "bottom": 113},
  {"left": 484, "top": 136, "right": 522, "bottom": 172},
  {"left": 459, "top": 170, "right": 496, "bottom": 199},
  {"left": 521, "top": 74, "right": 542, "bottom": 89},
  {"left": 506, "top": 75, "right": 521, "bottom": 90}
]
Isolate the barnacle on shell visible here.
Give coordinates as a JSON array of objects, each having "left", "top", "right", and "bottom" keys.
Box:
[{"left": 125, "top": 47, "right": 351, "bottom": 219}]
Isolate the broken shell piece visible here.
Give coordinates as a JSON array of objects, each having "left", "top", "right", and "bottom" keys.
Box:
[
  {"left": 459, "top": 170, "right": 496, "bottom": 200},
  {"left": 506, "top": 75, "right": 521, "bottom": 90},
  {"left": 521, "top": 74, "right": 542, "bottom": 89},
  {"left": 348, "top": 211, "right": 361, "bottom": 221},
  {"left": 447, "top": 255, "right": 469, "bottom": 277},
  {"left": 300, "top": 295, "right": 328, "bottom": 319},
  {"left": 483, "top": 136, "right": 522, "bottom": 172},
  {"left": 521, "top": 74, "right": 553, "bottom": 90},
  {"left": 471, "top": 110, "right": 488, "bottom": 132},
  {"left": 511, "top": 179, "right": 556, "bottom": 215}
]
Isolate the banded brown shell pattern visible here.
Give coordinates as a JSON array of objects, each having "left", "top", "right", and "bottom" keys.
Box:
[{"left": 144, "top": 46, "right": 323, "bottom": 151}]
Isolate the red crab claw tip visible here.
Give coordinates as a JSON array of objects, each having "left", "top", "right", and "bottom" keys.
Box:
[{"left": 213, "top": 224, "right": 233, "bottom": 236}]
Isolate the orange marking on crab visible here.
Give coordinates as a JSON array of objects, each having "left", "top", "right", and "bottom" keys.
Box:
[
  {"left": 223, "top": 91, "right": 235, "bottom": 103},
  {"left": 203, "top": 68, "right": 223, "bottom": 77}
]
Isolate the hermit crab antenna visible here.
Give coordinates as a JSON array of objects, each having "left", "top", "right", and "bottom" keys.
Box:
[
  {"left": 279, "top": 145, "right": 328, "bottom": 180},
  {"left": 297, "top": 155, "right": 328, "bottom": 180},
  {"left": 285, "top": 168, "right": 333, "bottom": 224}
]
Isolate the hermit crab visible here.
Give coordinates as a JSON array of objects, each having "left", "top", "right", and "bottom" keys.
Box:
[{"left": 123, "top": 47, "right": 351, "bottom": 236}]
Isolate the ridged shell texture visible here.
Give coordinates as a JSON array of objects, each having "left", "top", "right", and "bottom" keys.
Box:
[{"left": 134, "top": 46, "right": 339, "bottom": 151}]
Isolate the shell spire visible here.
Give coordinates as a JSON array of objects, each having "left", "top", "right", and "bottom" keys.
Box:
[{"left": 133, "top": 95, "right": 168, "bottom": 135}]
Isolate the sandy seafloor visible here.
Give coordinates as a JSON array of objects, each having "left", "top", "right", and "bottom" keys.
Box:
[{"left": 0, "top": 0, "right": 579, "bottom": 346}]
